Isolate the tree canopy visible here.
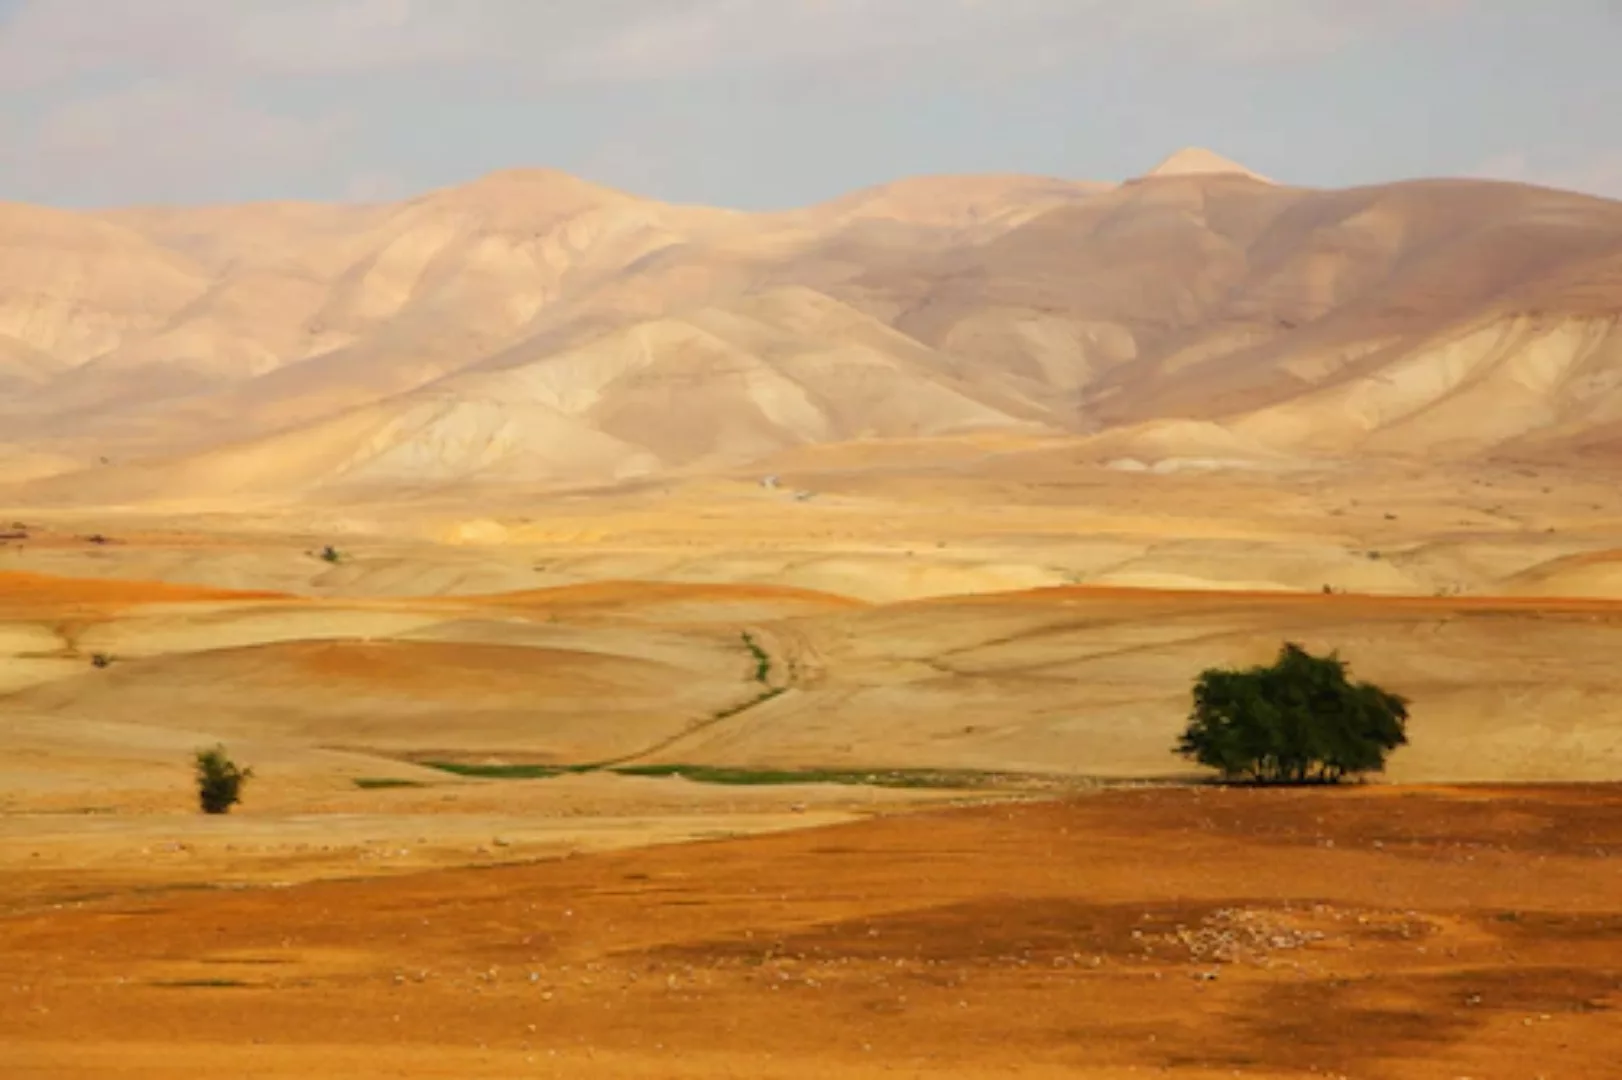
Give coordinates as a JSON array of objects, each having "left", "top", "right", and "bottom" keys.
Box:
[{"left": 1175, "top": 642, "right": 1409, "bottom": 784}]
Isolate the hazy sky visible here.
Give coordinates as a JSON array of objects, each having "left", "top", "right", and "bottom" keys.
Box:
[{"left": 0, "top": 1, "right": 1617, "bottom": 209}]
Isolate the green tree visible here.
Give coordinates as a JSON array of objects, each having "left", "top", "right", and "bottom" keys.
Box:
[
  {"left": 1176, "top": 643, "right": 1408, "bottom": 784},
  {"left": 194, "top": 745, "right": 253, "bottom": 814}
]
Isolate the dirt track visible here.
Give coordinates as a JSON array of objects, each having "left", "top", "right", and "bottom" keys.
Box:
[{"left": 5, "top": 785, "right": 1620, "bottom": 1079}]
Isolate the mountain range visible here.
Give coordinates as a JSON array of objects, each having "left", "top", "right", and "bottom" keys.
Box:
[{"left": 3, "top": 147, "right": 1621, "bottom": 504}]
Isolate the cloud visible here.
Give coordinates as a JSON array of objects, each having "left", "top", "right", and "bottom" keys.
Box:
[
  {"left": 1149, "top": 0, "right": 1472, "bottom": 60},
  {"left": 6, "top": 78, "right": 350, "bottom": 204},
  {"left": 0, "top": 0, "right": 1478, "bottom": 205},
  {"left": 0, "top": 0, "right": 491, "bottom": 88},
  {"left": 0, "top": 0, "right": 1471, "bottom": 90},
  {"left": 522, "top": 1, "right": 1474, "bottom": 84}
]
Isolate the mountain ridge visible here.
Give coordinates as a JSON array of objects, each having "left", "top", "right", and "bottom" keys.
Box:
[{"left": 3, "top": 154, "right": 1621, "bottom": 500}]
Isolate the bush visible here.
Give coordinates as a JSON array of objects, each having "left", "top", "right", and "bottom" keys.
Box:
[
  {"left": 195, "top": 745, "right": 253, "bottom": 814},
  {"left": 1175, "top": 642, "right": 1408, "bottom": 784}
]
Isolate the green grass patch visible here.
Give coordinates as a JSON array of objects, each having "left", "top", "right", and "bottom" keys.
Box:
[
  {"left": 419, "top": 761, "right": 595, "bottom": 780},
  {"left": 741, "top": 631, "right": 771, "bottom": 684},
  {"left": 608, "top": 764, "right": 1004, "bottom": 789},
  {"left": 713, "top": 685, "right": 787, "bottom": 721},
  {"left": 416, "top": 756, "right": 1031, "bottom": 790},
  {"left": 351, "top": 777, "right": 429, "bottom": 790}
]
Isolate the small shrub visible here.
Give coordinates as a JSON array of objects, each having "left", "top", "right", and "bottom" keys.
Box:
[
  {"left": 194, "top": 745, "right": 253, "bottom": 814},
  {"left": 90, "top": 652, "right": 113, "bottom": 669},
  {"left": 318, "top": 545, "right": 343, "bottom": 564}
]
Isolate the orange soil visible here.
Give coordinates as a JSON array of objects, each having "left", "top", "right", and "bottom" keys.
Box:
[
  {"left": 5, "top": 785, "right": 1620, "bottom": 1079},
  {"left": 286, "top": 639, "right": 674, "bottom": 694},
  {"left": 0, "top": 569, "right": 291, "bottom": 614},
  {"left": 12, "top": 562, "right": 1622, "bottom": 624}
]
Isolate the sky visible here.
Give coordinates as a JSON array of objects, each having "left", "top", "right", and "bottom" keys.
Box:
[{"left": 0, "top": 0, "right": 1618, "bottom": 209}]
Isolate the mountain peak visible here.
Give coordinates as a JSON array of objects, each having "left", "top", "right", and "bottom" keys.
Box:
[
  {"left": 453, "top": 167, "right": 632, "bottom": 203},
  {"left": 1143, "top": 147, "right": 1272, "bottom": 184}
]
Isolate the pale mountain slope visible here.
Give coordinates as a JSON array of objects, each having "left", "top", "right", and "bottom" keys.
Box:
[
  {"left": 803, "top": 173, "right": 1111, "bottom": 230},
  {"left": 98, "top": 200, "right": 393, "bottom": 276},
  {"left": 1144, "top": 146, "right": 1273, "bottom": 183},
  {"left": 22, "top": 267, "right": 338, "bottom": 411},
  {"left": 12, "top": 390, "right": 659, "bottom": 505},
  {"left": 6, "top": 170, "right": 754, "bottom": 463},
  {"left": 831, "top": 173, "right": 1622, "bottom": 459},
  {"left": 25, "top": 288, "right": 1041, "bottom": 500},
  {"left": 0, "top": 333, "right": 65, "bottom": 389},
  {"left": 1082, "top": 180, "right": 1622, "bottom": 426},
  {"left": 428, "top": 285, "right": 1046, "bottom": 472},
  {"left": 11, "top": 204, "right": 390, "bottom": 410},
  {"left": 6, "top": 154, "right": 1622, "bottom": 501},
  {"left": 1231, "top": 314, "right": 1622, "bottom": 456},
  {"left": 0, "top": 202, "right": 208, "bottom": 366}
]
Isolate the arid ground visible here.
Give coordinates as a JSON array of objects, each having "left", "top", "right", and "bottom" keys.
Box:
[
  {"left": 3, "top": 493, "right": 1622, "bottom": 1077},
  {"left": 5, "top": 785, "right": 1621, "bottom": 1079}
]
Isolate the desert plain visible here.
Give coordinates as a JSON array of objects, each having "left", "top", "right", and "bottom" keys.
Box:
[{"left": 3, "top": 150, "right": 1622, "bottom": 1076}]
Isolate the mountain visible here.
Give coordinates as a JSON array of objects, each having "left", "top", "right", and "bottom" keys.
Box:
[
  {"left": 2, "top": 151, "right": 1621, "bottom": 503},
  {"left": 801, "top": 174, "right": 1111, "bottom": 230},
  {"left": 1143, "top": 146, "right": 1273, "bottom": 183}
]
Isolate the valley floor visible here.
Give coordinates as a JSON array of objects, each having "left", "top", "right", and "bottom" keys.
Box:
[
  {"left": 4, "top": 785, "right": 1620, "bottom": 1079},
  {"left": 3, "top": 459, "right": 1622, "bottom": 1076}
]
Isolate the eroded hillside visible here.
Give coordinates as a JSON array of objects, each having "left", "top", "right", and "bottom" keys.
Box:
[{"left": 2, "top": 152, "right": 1620, "bottom": 502}]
